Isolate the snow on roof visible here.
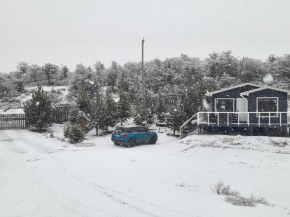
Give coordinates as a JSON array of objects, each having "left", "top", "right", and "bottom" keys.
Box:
[
  {"left": 205, "top": 83, "right": 261, "bottom": 96},
  {"left": 240, "top": 86, "right": 290, "bottom": 96}
]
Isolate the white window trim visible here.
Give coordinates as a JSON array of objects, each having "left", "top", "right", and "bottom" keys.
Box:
[
  {"left": 215, "top": 98, "right": 235, "bottom": 112},
  {"left": 256, "top": 97, "right": 279, "bottom": 117}
]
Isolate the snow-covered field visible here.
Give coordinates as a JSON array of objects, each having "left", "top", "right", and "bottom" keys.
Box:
[{"left": 1, "top": 129, "right": 290, "bottom": 217}]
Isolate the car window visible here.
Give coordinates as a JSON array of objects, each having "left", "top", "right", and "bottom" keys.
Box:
[
  {"left": 115, "top": 127, "right": 125, "bottom": 133},
  {"left": 136, "top": 127, "right": 147, "bottom": 132},
  {"left": 125, "top": 128, "right": 134, "bottom": 133}
]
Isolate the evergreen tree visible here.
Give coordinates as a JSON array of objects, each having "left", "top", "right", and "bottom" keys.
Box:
[
  {"left": 42, "top": 63, "right": 59, "bottom": 85},
  {"left": 61, "top": 65, "right": 69, "bottom": 79},
  {"left": 76, "top": 88, "right": 91, "bottom": 116},
  {"left": 156, "top": 92, "right": 167, "bottom": 123},
  {"left": 133, "top": 92, "right": 155, "bottom": 128},
  {"left": 182, "top": 70, "right": 200, "bottom": 119},
  {"left": 64, "top": 106, "right": 85, "bottom": 144},
  {"left": 102, "top": 89, "right": 118, "bottom": 131},
  {"left": 166, "top": 103, "right": 186, "bottom": 135},
  {"left": 117, "top": 90, "right": 130, "bottom": 125},
  {"left": 90, "top": 87, "right": 105, "bottom": 135},
  {"left": 24, "top": 85, "right": 53, "bottom": 131}
]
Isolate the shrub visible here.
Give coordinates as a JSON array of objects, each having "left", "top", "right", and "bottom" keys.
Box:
[
  {"left": 250, "top": 195, "right": 271, "bottom": 206},
  {"left": 64, "top": 124, "right": 70, "bottom": 138},
  {"left": 212, "top": 181, "right": 271, "bottom": 207},
  {"left": 212, "top": 181, "right": 239, "bottom": 196},
  {"left": 64, "top": 106, "right": 88, "bottom": 144},
  {"left": 225, "top": 195, "right": 255, "bottom": 207},
  {"left": 67, "top": 124, "right": 85, "bottom": 144}
]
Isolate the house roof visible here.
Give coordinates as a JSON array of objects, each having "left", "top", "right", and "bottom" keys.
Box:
[
  {"left": 205, "top": 83, "right": 261, "bottom": 97},
  {"left": 240, "top": 86, "right": 290, "bottom": 96}
]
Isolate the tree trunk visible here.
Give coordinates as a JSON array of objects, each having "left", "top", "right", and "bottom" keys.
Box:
[{"left": 95, "top": 126, "right": 99, "bottom": 136}]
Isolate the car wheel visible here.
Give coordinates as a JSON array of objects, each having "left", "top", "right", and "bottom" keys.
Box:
[
  {"left": 149, "top": 136, "right": 156, "bottom": 144},
  {"left": 127, "top": 139, "right": 135, "bottom": 148},
  {"left": 114, "top": 142, "right": 119, "bottom": 146}
]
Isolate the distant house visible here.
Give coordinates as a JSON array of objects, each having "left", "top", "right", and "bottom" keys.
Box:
[{"left": 180, "top": 83, "right": 290, "bottom": 137}]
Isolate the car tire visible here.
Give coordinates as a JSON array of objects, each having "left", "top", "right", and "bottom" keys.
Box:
[
  {"left": 149, "top": 136, "right": 156, "bottom": 144},
  {"left": 114, "top": 142, "right": 119, "bottom": 146},
  {"left": 127, "top": 139, "right": 135, "bottom": 148}
]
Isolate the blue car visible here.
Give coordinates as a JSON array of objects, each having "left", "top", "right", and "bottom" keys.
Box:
[{"left": 111, "top": 126, "right": 158, "bottom": 148}]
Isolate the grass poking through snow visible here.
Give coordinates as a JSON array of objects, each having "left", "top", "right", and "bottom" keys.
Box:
[{"left": 212, "top": 181, "right": 273, "bottom": 207}]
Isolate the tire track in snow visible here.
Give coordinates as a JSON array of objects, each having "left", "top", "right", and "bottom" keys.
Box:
[
  {"left": 1, "top": 130, "right": 119, "bottom": 217},
  {"left": 53, "top": 156, "right": 160, "bottom": 217},
  {"left": 53, "top": 155, "right": 200, "bottom": 217}
]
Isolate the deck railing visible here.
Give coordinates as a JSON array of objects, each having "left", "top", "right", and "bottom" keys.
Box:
[
  {"left": 180, "top": 111, "right": 290, "bottom": 138},
  {"left": 197, "top": 112, "right": 290, "bottom": 127}
]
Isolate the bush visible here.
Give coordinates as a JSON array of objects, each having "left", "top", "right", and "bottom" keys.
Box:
[
  {"left": 64, "top": 124, "right": 70, "bottom": 138},
  {"left": 67, "top": 124, "right": 85, "bottom": 144},
  {"left": 64, "top": 106, "right": 88, "bottom": 144},
  {"left": 212, "top": 181, "right": 239, "bottom": 196},
  {"left": 250, "top": 195, "right": 271, "bottom": 206},
  {"left": 212, "top": 181, "right": 272, "bottom": 207},
  {"left": 225, "top": 195, "right": 255, "bottom": 207}
]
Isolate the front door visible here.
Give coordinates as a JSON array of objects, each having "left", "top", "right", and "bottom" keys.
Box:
[{"left": 236, "top": 98, "right": 248, "bottom": 122}]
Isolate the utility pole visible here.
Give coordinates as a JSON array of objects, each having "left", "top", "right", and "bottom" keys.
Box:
[{"left": 142, "top": 38, "right": 145, "bottom": 95}]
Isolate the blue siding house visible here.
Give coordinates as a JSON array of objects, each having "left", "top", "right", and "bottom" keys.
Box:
[{"left": 181, "top": 83, "right": 290, "bottom": 137}]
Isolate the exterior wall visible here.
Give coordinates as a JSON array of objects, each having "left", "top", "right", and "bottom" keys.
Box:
[
  {"left": 211, "top": 85, "right": 259, "bottom": 112},
  {"left": 248, "top": 89, "right": 288, "bottom": 124}
]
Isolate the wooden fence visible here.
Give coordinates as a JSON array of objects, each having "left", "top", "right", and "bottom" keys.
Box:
[
  {"left": 53, "top": 106, "right": 71, "bottom": 123},
  {"left": 0, "top": 114, "right": 26, "bottom": 130},
  {"left": 0, "top": 106, "right": 72, "bottom": 130}
]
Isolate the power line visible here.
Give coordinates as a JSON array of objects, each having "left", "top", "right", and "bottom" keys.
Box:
[{"left": 0, "top": 30, "right": 290, "bottom": 47}]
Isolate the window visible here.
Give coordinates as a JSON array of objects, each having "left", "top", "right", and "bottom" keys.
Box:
[
  {"left": 257, "top": 98, "right": 278, "bottom": 117},
  {"left": 115, "top": 127, "right": 125, "bottom": 133},
  {"left": 215, "top": 99, "right": 234, "bottom": 112}
]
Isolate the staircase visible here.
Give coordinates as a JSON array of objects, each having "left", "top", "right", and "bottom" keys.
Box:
[{"left": 180, "top": 113, "right": 198, "bottom": 139}]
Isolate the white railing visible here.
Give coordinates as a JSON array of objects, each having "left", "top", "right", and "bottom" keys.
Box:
[
  {"left": 196, "top": 112, "right": 290, "bottom": 127},
  {"left": 180, "top": 113, "right": 198, "bottom": 139}
]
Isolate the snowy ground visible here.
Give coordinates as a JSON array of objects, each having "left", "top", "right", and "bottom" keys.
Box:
[{"left": 1, "top": 129, "right": 290, "bottom": 217}]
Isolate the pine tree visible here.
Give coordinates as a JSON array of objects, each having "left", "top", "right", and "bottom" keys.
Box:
[
  {"left": 117, "top": 90, "right": 130, "bottom": 125},
  {"left": 156, "top": 92, "right": 167, "bottom": 123},
  {"left": 133, "top": 92, "right": 155, "bottom": 128},
  {"left": 76, "top": 88, "right": 91, "bottom": 116},
  {"left": 166, "top": 103, "right": 186, "bottom": 135},
  {"left": 64, "top": 106, "right": 85, "bottom": 144},
  {"left": 102, "top": 89, "right": 118, "bottom": 131},
  {"left": 24, "top": 85, "right": 53, "bottom": 131},
  {"left": 90, "top": 87, "right": 105, "bottom": 136},
  {"left": 182, "top": 70, "right": 199, "bottom": 119}
]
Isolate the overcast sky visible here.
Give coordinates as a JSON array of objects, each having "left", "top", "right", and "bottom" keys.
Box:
[{"left": 0, "top": 0, "right": 290, "bottom": 72}]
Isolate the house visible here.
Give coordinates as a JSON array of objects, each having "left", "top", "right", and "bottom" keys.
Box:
[{"left": 180, "top": 83, "right": 290, "bottom": 137}]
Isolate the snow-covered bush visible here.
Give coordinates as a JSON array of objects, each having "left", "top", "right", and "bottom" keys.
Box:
[
  {"left": 63, "top": 124, "right": 70, "bottom": 138},
  {"left": 64, "top": 106, "right": 90, "bottom": 144},
  {"left": 67, "top": 124, "right": 85, "bottom": 144},
  {"left": 24, "top": 85, "right": 53, "bottom": 132},
  {"left": 212, "top": 181, "right": 239, "bottom": 196},
  {"left": 213, "top": 181, "right": 271, "bottom": 207},
  {"left": 225, "top": 195, "right": 255, "bottom": 207}
]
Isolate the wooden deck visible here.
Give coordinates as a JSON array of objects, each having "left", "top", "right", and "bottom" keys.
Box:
[
  {"left": 180, "top": 111, "right": 290, "bottom": 138},
  {"left": 197, "top": 112, "right": 290, "bottom": 127}
]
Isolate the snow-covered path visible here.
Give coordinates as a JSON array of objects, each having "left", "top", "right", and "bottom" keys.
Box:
[{"left": 1, "top": 130, "right": 290, "bottom": 217}]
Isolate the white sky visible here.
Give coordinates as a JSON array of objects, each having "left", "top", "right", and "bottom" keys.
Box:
[{"left": 0, "top": 0, "right": 290, "bottom": 72}]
